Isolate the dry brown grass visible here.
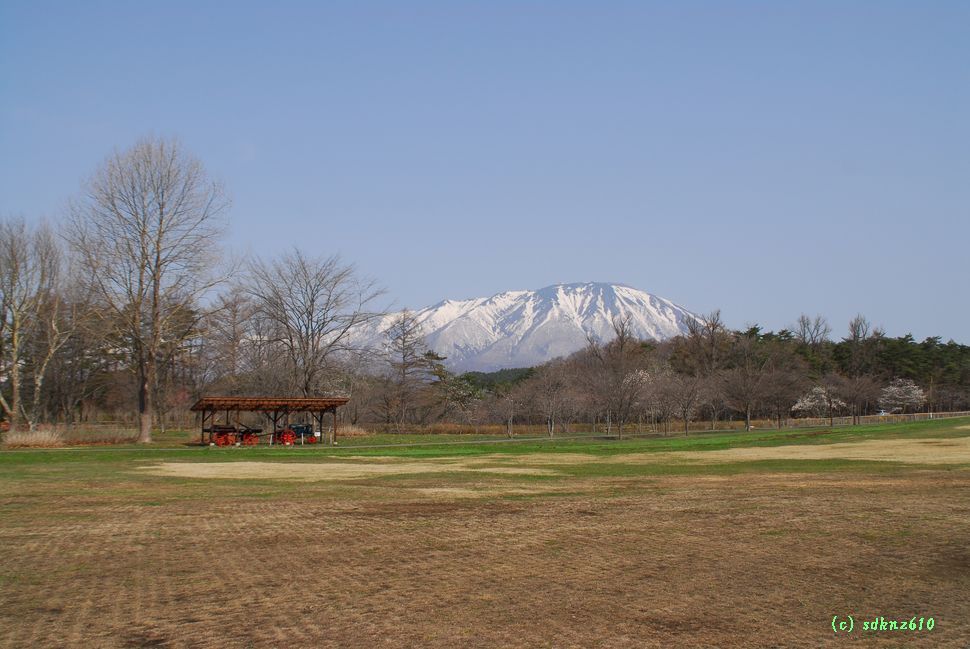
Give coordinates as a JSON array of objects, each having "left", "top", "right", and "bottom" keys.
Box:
[
  {"left": 0, "top": 428, "right": 64, "bottom": 448},
  {"left": 2, "top": 425, "right": 142, "bottom": 447},
  {"left": 641, "top": 436, "right": 970, "bottom": 465},
  {"left": 140, "top": 460, "right": 558, "bottom": 480},
  {"left": 61, "top": 427, "right": 141, "bottom": 445},
  {"left": 136, "top": 437, "right": 970, "bottom": 486},
  {"left": 1, "top": 463, "right": 969, "bottom": 647},
  {"left": 334, "top": 423, "right": 371, "bottom": 437}
]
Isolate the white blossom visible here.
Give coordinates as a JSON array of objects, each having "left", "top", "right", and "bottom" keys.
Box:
[
  {"left": 879, "top": 378, "right": 925, "bottom": 413},
  {"left": 792, "top": 385, "right": 846, "bottom": 417}
]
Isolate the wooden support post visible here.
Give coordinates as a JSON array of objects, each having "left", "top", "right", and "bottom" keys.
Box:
[{"left": 332, "top": 407, "right": 337, "bottom": 445}]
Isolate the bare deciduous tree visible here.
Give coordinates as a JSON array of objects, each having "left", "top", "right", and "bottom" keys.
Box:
[
  {"left": 43, "top": 281, "right": 107, "bottom": 427},
  {"left": 684, "top": 309, "right": 729, "bottom": 376},
  {"left": 828, "top": 373, "right": 880, "bottom": 424},
  {"left": 383, "top": 309, "right": 436, "bottom": 430},
  {"left": 246, "top": 249, "right": 383, "bottom": 398},
  {"left": 0, "top": 219, "right": 65, "bottom": 430},
  {"left": 68, "top": 137, "right": 229, "bottom": 442},
  {"left": 487, "top": 383, "right": 521, "bottom": 438},
  {"left": 843, "top": 314, "right": 887, "bottom": 379},
  {"left": 762, "top": 367, "right": 806, "bottom": 429},
  {"left": 583, "top": 315, "right": 651, "bottom": 438},
  {"left": 647, "top": 368, "right": 677, "bottom": 435},
  {"left": 701, "top": 373, "right": 727, "bottom": 430},
  {"left": 523, "top": 360, "right": 571, "bottom": 437},
  {"left": 205, "top": 286, "right": 256, "bottom": 394},
  {"left": 847, "top": 314, "right": 871, "bottom": 343},
  {"left": 671, "top": 372, "right": 704, "bottom": 435},
  {"left": 796, "top": 314, "right": 831, "bottom": 348},
  {"left": 721, "top": 332, "right": 770, "bottom": 431}
]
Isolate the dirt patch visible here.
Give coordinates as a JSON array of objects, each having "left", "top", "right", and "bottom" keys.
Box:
[
  {"left": 141, "top": 438, "right": 970, "bottom": 484},
  {"left": 139, "top": 460, "right": 559, "bottom": 481},
  {"left": 411, "top": 486, "right": 558, "bottom": 498},
  {"left": 471, "top": 452, "right": 602, "bottom": 466},
  {"left": 464, "top": 466, "right": 555, "bottom": 475},
  {"left": 652, "top": 436, "right": 970, "bottom": 465},
  {"left": 412, "top": 487, "right": 485, "bottom": 497},
  {"left": 467, "top": 437, "right": 970, "bottom": 468}
]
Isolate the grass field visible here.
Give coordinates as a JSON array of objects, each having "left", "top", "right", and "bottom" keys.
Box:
[{"left": 2, "top": 418, "right": 969, "bottom": 647}]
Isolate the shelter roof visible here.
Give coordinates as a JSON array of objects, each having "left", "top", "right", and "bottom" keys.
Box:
[{"left": 190, "top": 397, "right": 349, "bottom": 412}]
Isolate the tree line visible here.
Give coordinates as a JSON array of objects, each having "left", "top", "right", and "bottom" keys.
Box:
[
  {"left": 2, "top": 137, "right": 969, "bottom": 440},
  {"left": 346, "top": 308, "right": 968, "bottom": 437}
]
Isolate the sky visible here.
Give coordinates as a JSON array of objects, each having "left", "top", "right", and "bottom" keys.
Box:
[{"left": 2, "top": 1, "right": 968, "bottom": 342}]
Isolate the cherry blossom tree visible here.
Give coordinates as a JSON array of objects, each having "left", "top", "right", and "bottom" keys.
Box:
[{"left": 879, "top": 378, "right": 925, "bottom": 414}]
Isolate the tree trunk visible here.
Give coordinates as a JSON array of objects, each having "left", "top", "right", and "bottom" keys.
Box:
[
  {"left": 137, "top": 360, "right": 153, "bottom": 443},
  {"left": 29, "top": 351, "right": 56, "bottom": 429},
  {"left": 8, "top": 364, "right": 21, "bottom": 433},
  {"left": 7, "top": 321, "right": 21, "bottom": 432},
  {"left": 745, "top": 406, "right": 752, "bottom": 431}
]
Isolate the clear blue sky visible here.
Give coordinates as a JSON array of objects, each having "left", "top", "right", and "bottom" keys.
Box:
[{"left": 2, "top": 1, "right": 968, "bottom": 341}]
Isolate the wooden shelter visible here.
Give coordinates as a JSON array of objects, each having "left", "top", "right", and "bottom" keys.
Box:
[{"left": 190, "top": 396, "right": 349, "bottom": 446}]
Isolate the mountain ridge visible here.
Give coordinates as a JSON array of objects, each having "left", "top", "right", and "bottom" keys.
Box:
[{"left": 358, "top": 282, "right": 699, "bottom": 372}]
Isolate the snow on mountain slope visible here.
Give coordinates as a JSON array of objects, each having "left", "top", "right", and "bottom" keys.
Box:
[{"left": 358, "top": 282, "right": 699, "bottom": 372}]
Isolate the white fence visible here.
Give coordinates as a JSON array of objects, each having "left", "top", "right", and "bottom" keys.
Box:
[{"left": 783, "top": 410, "right": 970, "bottom": 429}]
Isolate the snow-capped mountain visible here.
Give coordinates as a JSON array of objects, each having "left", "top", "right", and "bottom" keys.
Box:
[{"left": 362, "top": 282, "right": 698, "bottom": 372}]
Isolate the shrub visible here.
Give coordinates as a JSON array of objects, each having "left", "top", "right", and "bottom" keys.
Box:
[
  {"left": 334, "top": 424, "right": 370, "bottom": 438},
  {"left": 61, "top": 428, "right": 141, "bottom": 445},
  {"left": 2, "top": 429, "right": 64, "bottom": 448}
]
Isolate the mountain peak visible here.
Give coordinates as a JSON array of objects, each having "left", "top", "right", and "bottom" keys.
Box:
[
  {"left": 363, "top": 283, "right": 698, "bottom": 372},
  {"left": 535, "top": 281, "right": 627, "bottom": 293}
]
